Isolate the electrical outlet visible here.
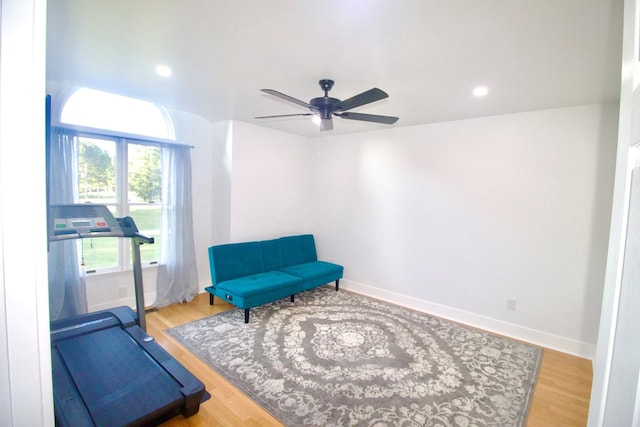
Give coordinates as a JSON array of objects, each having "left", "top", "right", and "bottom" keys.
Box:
[
  {"left": 506, "top": 298, "right": 517, "bottom": 311},
  {"left": 119, "top": 287, "right": 128, "bottom": 298}
]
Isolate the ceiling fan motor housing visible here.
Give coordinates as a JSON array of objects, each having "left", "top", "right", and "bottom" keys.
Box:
[{"left": 310, "top": 96, "right": 340, "bottom": 119}]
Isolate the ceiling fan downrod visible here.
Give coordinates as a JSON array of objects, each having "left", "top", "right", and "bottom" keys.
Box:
[{"left": 318, "top": 79, "right": 334, "bottom": 96}]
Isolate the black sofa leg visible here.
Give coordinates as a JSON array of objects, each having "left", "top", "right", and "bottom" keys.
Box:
[
  {"left": 209, "top": 293, "right": 214, "bottom": 305},
  {"left": 290, "top": 294, "right": 295, "bottom": 303},
  {"left": 335, "top": 279, "right": 340, "bottom": 291},
  {"left": 244, "top": 309, "right": 250, "bottom": 323}
]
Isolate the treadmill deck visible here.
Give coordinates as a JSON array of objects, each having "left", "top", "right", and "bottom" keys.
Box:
[{"left": 51, "top": 307, "right": 207, "bottom": 426}]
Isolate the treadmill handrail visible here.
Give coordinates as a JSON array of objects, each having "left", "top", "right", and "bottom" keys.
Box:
[{"left": 132, "top": 232, "right": 154, "bottom": 244}]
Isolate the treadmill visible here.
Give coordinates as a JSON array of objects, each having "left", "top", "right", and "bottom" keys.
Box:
[{"left": 49, "top": 204, "right": 207, "bottom": 426}]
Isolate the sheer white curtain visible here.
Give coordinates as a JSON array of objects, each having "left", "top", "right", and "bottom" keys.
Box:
[
  {"left": 48, "top": 127, "right": 88, "bottom": 320},
  {"left": 154, "top": 144, "right": 199, "bottom": 307}
]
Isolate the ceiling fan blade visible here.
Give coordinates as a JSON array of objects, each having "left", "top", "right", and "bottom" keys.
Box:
[
  {"left": 320, "top": 118, "right": 333, "bottom": 131},
  {"left": 255, "top": 113, "right": 313, "bottom": 119},
  {"left": 337, "top": 112, "right": 399, "bottom": 124},
  {"left": 332, "top": 88, "right": 389, "bottom": 112},
  {"left": 260, "top": 89, "right": 314, "bottom": 109}
]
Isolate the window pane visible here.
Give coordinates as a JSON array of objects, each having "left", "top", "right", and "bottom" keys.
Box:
[
  {"left": 61, "top": 88, "right": 175, "bottom": 140},
  {"left": 81, "top": 237, "right": 118, "bottom": 271},
  {"left": 77, "top": 137, "right": 116, "bottom": 204},
  {"left": 128, "top": 144, "right": 162, "bottom": 203},
  {"left": 130, "top": 204, "right": 162, "bottom": 264},
  {"left": 79, "top": 205, "right": 119, "bottom": 271},
  {"left": 128, "top": 144, "right": 162, "bottom": 264},
  {"left": 76, "top": 139, "right": 118, "bottom": 271}
]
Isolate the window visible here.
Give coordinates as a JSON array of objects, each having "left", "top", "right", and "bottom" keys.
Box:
[
  {"left": 61, "top": 87, "right": 175, "bottom": 139},
  {"left": 60, "top": 88, "right": 175, "bottom": 273}
]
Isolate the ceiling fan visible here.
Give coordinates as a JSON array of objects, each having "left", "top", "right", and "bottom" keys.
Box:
[{"left": 255, "top": 79, "right": 399, "bottom": 131}]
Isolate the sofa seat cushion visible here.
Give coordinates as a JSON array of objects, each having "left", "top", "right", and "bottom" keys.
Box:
[
  {"left": 279, "top": 261, "right": 343, "bottom": 281},
  {"left": 216, "top": 271, "right": 302, "bottom": 297}
]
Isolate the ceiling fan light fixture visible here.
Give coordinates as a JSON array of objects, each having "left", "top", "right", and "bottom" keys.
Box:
[{"left": 311, "top": 115, "right": 322, "bottom": 125}]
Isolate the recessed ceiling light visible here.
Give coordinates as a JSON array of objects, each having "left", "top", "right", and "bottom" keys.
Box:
[
  {"left": 473, "top": 86, "right": 489, "bottom": 97},
  {"left": 155, "top": 64, "right": 172, "bottom": 77}
]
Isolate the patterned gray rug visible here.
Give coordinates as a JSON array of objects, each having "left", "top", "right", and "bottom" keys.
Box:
[{"left": 166, "top": 285, "right": 542, "bottom": 426}]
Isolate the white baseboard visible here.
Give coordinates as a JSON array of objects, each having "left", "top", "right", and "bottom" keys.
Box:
[
  {"left": 88, "top": 293, "right": 156, "bottom": 312},
  {"left": 340, "top": 279, "right": 596, "bottom": 360}
]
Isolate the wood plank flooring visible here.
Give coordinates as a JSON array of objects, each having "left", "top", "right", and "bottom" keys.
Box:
[{"left": 147, "top": 292, "right": 593, "bottom": 427}]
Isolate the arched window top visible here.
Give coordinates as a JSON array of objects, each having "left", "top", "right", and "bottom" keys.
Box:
[{"left": 60, "top": 87, "right": 176, "bottom": 140}]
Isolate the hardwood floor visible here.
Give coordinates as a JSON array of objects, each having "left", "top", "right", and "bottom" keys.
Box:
[{"left": 147, "top": 292, "right": 593, "bottom": 427}]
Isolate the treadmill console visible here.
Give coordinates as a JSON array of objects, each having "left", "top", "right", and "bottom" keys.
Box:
[{"left": 49, "top": 204, "right": 124, "bottom": 240}]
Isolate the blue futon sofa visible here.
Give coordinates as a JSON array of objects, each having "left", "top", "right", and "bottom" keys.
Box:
[{"left": 205, "top": 234, "right": 344, "bottom": 323}]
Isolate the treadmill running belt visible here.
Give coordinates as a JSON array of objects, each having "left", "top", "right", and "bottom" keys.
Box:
[{"left": 56, "top": 327, "right": 184, "bottom": 426}]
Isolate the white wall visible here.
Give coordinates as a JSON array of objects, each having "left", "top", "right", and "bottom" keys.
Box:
[
  {"left": 311, "top": 103, "right": 618, "bottom": 357},
  {"left": 173, "top": 110, "right": 216, "bottom": 290},
  {"left": 208, "top": 120, "right": 233, "bottom": 246},
  {"left": 228, "top": 121, "right": 312, "bottom": 242},
  {"left": 0, "top": 0, "right": 53, "bottom": 425}
]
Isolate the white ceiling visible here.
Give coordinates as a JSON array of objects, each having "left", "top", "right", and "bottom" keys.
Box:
[{"left": 46, "top": 0, "right": 623, "bottom": 139}]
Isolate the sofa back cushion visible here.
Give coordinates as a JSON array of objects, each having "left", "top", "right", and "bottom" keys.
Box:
[
  {"left": 209, "top": 242, "right": 265, "bottom": 284},
  {"left": 280, "top": 234, "right": 318, "bottom": 266},
  {"left": 260, "top": 238, "right": 285, "bottom": 271}
]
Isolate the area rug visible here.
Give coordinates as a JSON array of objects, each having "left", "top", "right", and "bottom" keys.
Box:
[{"left": 166, "top": 286, "right": 542, "bottom": 426}]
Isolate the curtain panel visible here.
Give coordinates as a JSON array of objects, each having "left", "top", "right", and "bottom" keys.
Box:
[
  {"left": 48, "top": 127, "right": 88, "bottom": 320},
  {"left": 154, "top": 144, "right": 199, "bottom": 307}
]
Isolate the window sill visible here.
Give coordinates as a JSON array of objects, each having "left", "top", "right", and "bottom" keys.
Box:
[{"left": 84, "top": 262, "right": 159, "bottom": 276}]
